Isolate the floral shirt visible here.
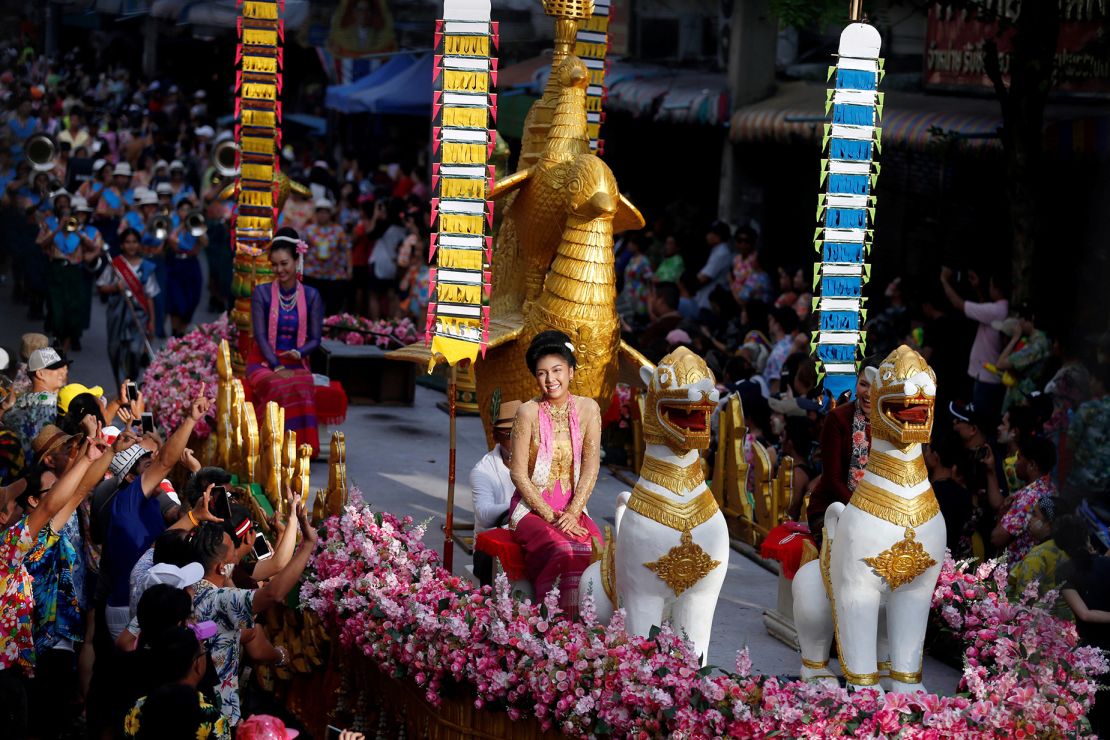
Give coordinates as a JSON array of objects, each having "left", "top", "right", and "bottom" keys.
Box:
[
  {"left": 0, "top": 516, "right": 36, "bottom": 672},
  {"left": 4, "top": 390, "right": 59, "bottom": 463},
  {"left": 620, "top": 254, "right": 654, "bottom": 317},
  {"left": 1067, "top": 395, "right": 1110, "bottom": 493},
  {"left": 1003, "top": 329, "right": 1051, "bottom": 412},
  {"left": 764, "top": 337, "right": 794, "bottom": 386},
  {"left": 123, "top": 690, "right": 230, "bottom": 740},
  {"left": 654, "top": 254, "right": 684, "bottom": 284},
  {"left": 1000, "top": 475, "right": 1056, "bottom": 563},
  {"left": 1008, "top": 539, "right": 1072, "bottom": 621},
  {"left": 25, "top": 511, "right": 85, "bottom": 655},
  {"left": 303, "top": 223, "right": 351, "bottom": 281},
  {"left": 191, "top": 579, "right": 255, "bottom": 725},
  {"left": 848, "top": 406, "right": 870, "bottom": 492}
]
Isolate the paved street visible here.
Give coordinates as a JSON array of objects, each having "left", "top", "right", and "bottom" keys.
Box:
[{"left": 0, "top": 275, "right": 962, "bottom": 690}]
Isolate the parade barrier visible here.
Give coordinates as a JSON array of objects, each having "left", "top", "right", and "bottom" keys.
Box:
[{"left": 303, "top": 502, "right": 1107, "bottom": 738}]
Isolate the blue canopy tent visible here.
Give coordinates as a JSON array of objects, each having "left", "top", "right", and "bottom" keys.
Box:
[
  {"left": 326, "top": 54, "right": 434, "bottom": 117},
  {"left": 324, "top": 54, "right": 421, "bottom": 114}
]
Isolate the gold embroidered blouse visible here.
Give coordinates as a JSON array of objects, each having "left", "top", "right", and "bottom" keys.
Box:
[{"left": 509, "top": 395, "right": 602, "bottom": 519}]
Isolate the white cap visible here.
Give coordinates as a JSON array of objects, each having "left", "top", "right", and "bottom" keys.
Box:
[
  {"left": 0, "top": 347, "right": 10, "bottom": 372},
  {"left": 194, "top": 89, "right": 207, "bottom": 99},
  {"left": 51, "top": 188, "right": 71, "bottom": 202},
  {"left": 136, "top": 190, "right": 159, "bottom": 206},
  {"left": 109, "top": 444, "right": 152, "bottom": 477},
  {"left": 113, "top": 162, "right": 132, "bottom": 177},
  {"left": 143, "top": 562, "right": 205, "bottom": 591},
  {"left": 28, "top": 347, "right": 69, "bottom": 372},
  {"left": 312, "top": 159, "right": 329, "bottom": 170},
  {"left": 148, "top": 80, "right": 161, "bottom": 91},
  {"left": 92, "top": 158, "right": 108, "bottom": 173},
  {"left": 169, "top": 159, "right": 185, "bottom": 171},
  {"left": 155, "top": 182, "right": 173, "bottom": 195},
  {"left": 194, "top": 125, "right": 214, "bottom": 138},
  {"left": 154, "top": 159, "right": 169, "bottom": 171},
  {"left": 73, "top": 196, "right": 92, "bottom": 212},
  {"left": 314, "top": 197, "right": 334, "bottom": 211}
]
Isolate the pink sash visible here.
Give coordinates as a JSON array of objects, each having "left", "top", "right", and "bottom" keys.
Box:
[{"left": 531, "top": 398, "right": 582, "bottom": 492}]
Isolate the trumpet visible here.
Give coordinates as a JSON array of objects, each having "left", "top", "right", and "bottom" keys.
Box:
[
  {"left": 26, "top": 133, "right": 56, "bottom": 172},
  {"left": 149, "top": 211, "right": 173, "bottom": 241},
  {"left": 213, "top": 140, "right": 240, "bottom": 178},
  {"left": 62, "top": 216, "right": 79, "bottom": 233},
  {"left": 184, "top": 209, "right": 207, "bottom": 237}
]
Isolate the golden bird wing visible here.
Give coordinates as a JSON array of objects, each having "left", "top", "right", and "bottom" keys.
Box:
[
  {"left": 386, "top": 312, "right": 524, "bottom": 369},
  {"left": 618, "top": 339, "right": 654, "bottom": 388}
]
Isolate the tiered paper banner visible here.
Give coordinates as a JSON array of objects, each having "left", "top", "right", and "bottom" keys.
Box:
[
  {"left": 234, "top": 0, "right": 283, "bottom": 255},
  {"left": 812, "top": 23, "right": 884, "bottom": 402},
  {"left": 574, "top": 0, "right": 612, "bottom": 153},
  {"left": 427, "top": 0, "right": 498, "bottom": 367}
]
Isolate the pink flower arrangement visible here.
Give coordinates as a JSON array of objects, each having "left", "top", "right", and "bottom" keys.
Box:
[
  {"left": 323, "top": 313, "right": 419, "bottom": 349},
  {"left": 304, "top": 504, "right": 1107, "bottom": 738},
  {"left": 142, "top": 315, "right": 236, "bottom": 438}
]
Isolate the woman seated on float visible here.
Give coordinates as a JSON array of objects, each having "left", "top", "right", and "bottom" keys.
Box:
[
  {"left": 247, "top": 227, "right": 324, "bottom": 456},
  {"left": 508, "top": 330, "right": 604, "bottom": 617}
]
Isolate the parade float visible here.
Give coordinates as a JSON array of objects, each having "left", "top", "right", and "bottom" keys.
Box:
[{"left": 134, "top": 0, "right": 1108, "bottom": 735}]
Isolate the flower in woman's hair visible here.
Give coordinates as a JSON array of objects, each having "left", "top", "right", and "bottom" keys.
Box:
[{"left": 295, "top": 240, "right": 309, "bottom": 256}]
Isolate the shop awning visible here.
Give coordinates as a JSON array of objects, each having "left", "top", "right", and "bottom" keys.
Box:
[
  {"left": 323, "top": 55, "right": 433, "bottom": 116},
  {"left": 325, "top": 54, "right": 422, "bottom": 114},
  {"left": 497, "top": 57, "right": 729, "bottom": 126},
  {"left": 731, "top": 80, "right": 1107, "bottom": 156}
]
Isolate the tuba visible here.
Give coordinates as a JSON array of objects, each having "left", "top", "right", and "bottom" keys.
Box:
[
  {"left": 184, "top": 209, "right": 207, "bottom": 237},
  {"left": 26, "top": 134, "right": 56, "bottom": 172},
  {"left": 213, "top": 139, "right": 240, "bottom": 179}
]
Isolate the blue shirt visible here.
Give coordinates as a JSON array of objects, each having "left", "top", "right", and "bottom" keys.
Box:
[
  {"left": 103, "top": 476, "right": 165, "bottom": 607},
  {"left": 44, "top": 215, "right": 81, "bottom": 256},
  {"left": 8, "top": 118, "right": 37, "bottom": 155}
]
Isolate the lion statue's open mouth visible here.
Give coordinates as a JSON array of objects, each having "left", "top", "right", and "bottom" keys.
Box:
[{"left": 643, "top": 348, "right": 719, "bottom": 452}]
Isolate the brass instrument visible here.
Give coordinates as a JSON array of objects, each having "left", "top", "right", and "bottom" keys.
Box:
[
  {"left": 149, "top": 210, "right": 173, "bottom": 241},
  {"left": 62, "top": 216, "right": 79, "bottom": 233},
  {"left": 213, "top": 139, "right": 240, "bottom": 178},
  {"left": 26, "top": 134, "right": 56, "bottom": 172},
  {"left": 184, "top": 209, "right": 207, "bottom": 237}
]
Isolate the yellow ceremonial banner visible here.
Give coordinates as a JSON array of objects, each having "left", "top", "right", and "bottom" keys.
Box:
[
  {"left": 239, "top": 189, "right": 273, "bottom": 208},
  {"left": 443, "top": 70, "right": 489, "bottom": 93},
  {"left": 243, "top": 28, "right": 278, "bottom": 46},
  {"left": 575, "top": 42, "right": 607, "bottom": 59},
  {"left": 586, "top": 96, "right": 604, "bottom": 112},
  {"left": 437, "top": 248, "right": 483, "bottom": 271},
  {"left": 444, "top": 35, "right": 489, "bottom": 57},
  {"left": 430, "top": 336, "right": 477, "bottom": 369},
  {"left": 241, "top": 135, "right": 274, "bottom": 154},
  {"left": 442, "top": 107, "right": 487, "bottom": 129},
  {"left": 241, "top": 109, "right": 277, "bottom": 128},
  {"left": 243, "top": 55, "right": 278, "bottom": 74},
  {"left": 238, "top": 215, "right": 274, "bottom": 232},
  {"left": 438, "top": 213, "right": 484, "bottom": 235},
  {"left": 241, "top": 163, "right": 274, "bottom": 181},
  {"left": 437, "top": 283, "right": 482, "bottom": 305},
  {"left": 580, "top": 16, "right": 609, "bottom": 32},
  {"left": 439, "top": 177, "right": 485, "bottom": 200},
  {"left": 242, "top": 83, "right": 277, "bottom": 101},
  {"left": 441, "top": 142, "right": 486, "bottom": 164},
  {"left": 243, "top": 0, "right": 278, "bottom": 20}
]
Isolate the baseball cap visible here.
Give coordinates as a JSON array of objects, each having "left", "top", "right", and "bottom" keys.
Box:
[
  {"left": 58, "top": 382, "right": 104, "bottom": 413},
  {"left": 136, "top": 190, "right": 159, "bottom": 206},
  {"left": 169, "top": 159, "right": 185, "bottom": 172},
  {"left": 237, "top": 714, "right": 299, "bottom": 740},
  {"left": 154, "top": 159, "right": 169, "bottom": 171},
  {"left": 27, "top": 347, "right": 72, "bottom": 372},
  {"left": 155, "top": 182, "right": 173, "bottom": 195},
  {"left": 143, "top": 562, "right": 204, "bottom": 591},
  {"left": 314, "top": 197, "right": 334, "bottom": 211},
  {"left": 948, "top": 401, "right": 987, "bottom": 428},
  {"left": 113, "top": 162, "right": 132, "bottom": 177},
  {"left": 110, "top": 444, "right": 152, "bottom": 478}
]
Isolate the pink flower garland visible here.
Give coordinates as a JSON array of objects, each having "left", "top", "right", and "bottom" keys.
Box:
[
  {"left": 303, "top": 502, "right": 1108, "bottom": 739},
  {"left": 143, "top": 315, "right": 236, "bottom": 439},
  {"left": 322, "top": 313, "right": 419, "bottom": 348}
]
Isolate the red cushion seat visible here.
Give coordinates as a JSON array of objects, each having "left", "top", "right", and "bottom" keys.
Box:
[
  {"left": 475, "top": 528, "right": 529, "bottom": 582},
  {"left": 759, "top": 521, "right": 816, "bottom": 579}
]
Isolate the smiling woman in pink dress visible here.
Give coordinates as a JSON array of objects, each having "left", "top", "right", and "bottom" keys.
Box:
[{"left": 508, "top": 330, "right": 604, "bottom": 618}]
